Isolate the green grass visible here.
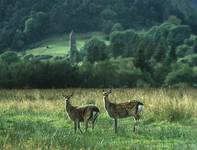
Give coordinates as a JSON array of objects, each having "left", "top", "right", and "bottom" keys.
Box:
[
  {"left": 22, "top": 32, "right": 108, "bottom": 57},
  {"left": 0, "top": 89, "right": 197, "bottom": 149}
]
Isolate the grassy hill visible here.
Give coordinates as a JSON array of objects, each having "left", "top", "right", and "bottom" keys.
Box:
[{"left": 22, "top": 32, "right": 108, "bottom": 58}]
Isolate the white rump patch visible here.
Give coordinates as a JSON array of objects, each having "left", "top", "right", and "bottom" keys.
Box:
[
  {"left": 138, "top": 105, "right": 143, "bottom": 113},
  {"left": 92, "top": 111, "right": 98, "bottom": 120}
]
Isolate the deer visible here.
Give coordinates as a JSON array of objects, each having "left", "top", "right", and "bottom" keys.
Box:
[
  {"left": 102, "top": 89, "right": 144, "bottom": 133},
  {"left": 63, "top": 93, "right": 100, "bottom": 133}
]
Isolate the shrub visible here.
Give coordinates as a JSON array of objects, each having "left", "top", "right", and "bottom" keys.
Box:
[
  {"left": 165, "top": 63, "right": 193, "bottom": 86},
  {"left": 111, "top": 23, "right": 124, "bottom": 32},
  {"left": 81, "top": 38, "right": 108, "bottom": 63},
  {"left": 0, "top": 51, "right": 20, "bottom": 64}
]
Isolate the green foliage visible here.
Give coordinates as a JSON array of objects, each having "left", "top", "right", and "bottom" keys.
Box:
[
  {"left": 152, "top": 38, "right": 168, "bottom": 62},
  {"left": 24, "top": 11, "right": 48, "bottom": 42},
  {"left": 167, "top": 16, "right": 182, "bottom": 25},
  {"left": 110, "top": 30, "right": 141, "bottom": 57},
  {"left": 101, "top": 20, "right": 114, "bottom": 34},
  {"left": 1, "top": 0, "right": 197, "bottom": 51},
  {"left": 178, "top": 54, "right": 197, "bottom": 66},
  {"left": 92, "top": 61, "right": 117, "bottom": 87},
  {"left": 24, "top": 17, "right": 38, "bottom": 34},
  {"left": 167, "top": 25, "right": 191, "bottom": 47},
  {"left": 134, "top": 48, "right": 148, "bottom": 71},
  {"left": 82, "top": 38, "right": 108, "bottom": 63},
  {"left": 176, "top": 44, "right": 192, "bottom": 57},
  {"left": 194, "top": 40, "right": 197, "bottom": 53},
  {"left": 165, "top": 63, "right": 193, "bottom": 86},
  {"left": 193, "top": 67, "right": 197, "bottom": 86},
  {"left": 111, "top": 23, "right": 124, "bottom": 32},
  {"left": 152, "top": 63, "right": 169, "bottom": 86},
  {"left": 0, "top": 51, "right": 20, "bottom": 64},
  {"left": 100, "top": 8, "right": 117, "bottom": 20},
  {"left": 0, "top": 60, "right": 80, "bottom": 88}
]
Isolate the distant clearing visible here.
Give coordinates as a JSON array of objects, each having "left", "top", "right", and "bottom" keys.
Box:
[{"left": 21, "top": 32, "right": 108, "bottom": 57}]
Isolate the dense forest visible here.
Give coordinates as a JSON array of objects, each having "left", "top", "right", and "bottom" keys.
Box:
[
  {"left": 1, "top": 0, "right": 197, "bottom": 50},
  {"left": 0, "top": 0, "right": 197, "bottom": 88}
]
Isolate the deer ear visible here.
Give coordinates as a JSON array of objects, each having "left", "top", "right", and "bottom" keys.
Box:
[
  {"left": 70, "top": 92, "right": 74, "bottom": 97},
  {"left": 109, "top": 89, "right": 112, "bottom": 93}
]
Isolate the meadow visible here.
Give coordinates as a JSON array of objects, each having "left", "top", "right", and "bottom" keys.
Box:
[
  {"left": 0, "top": 88, "right": 197, "bottom": 150},
  {"left": 21, "top": 32, "right": 108, "bottom": 57}
]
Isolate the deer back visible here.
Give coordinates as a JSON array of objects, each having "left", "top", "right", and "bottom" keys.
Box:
[
  {"left": 106, "top": 100, "right": 141, "bottom": 118},
  {"left": 66, "top": 106, "right": 86, "bottom": 122},
  {"left": 79, "top": 105, "right": 100, "bottom": 121}
]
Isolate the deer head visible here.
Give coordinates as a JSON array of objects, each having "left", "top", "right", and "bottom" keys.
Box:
[
  {"left": 102, "top": 89, "right": 112, "bottom": 97},
  {"left": 63, "top": 93, "right": 74, "bottom": 102}
]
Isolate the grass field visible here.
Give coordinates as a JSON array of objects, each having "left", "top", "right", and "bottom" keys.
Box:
[
  {"left": 22, "top": 32, "right": 108, "bottom": 57},
  {"left": 0, "top": 88, "right": 197, "bottom": 150}
]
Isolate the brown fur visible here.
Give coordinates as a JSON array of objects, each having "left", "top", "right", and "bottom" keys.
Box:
[
  {"left": 103, "top": 90, "right": 143, "bottom": 133},
  {"left": 64, "top": 94, "right": 100, "bottom": 133}
]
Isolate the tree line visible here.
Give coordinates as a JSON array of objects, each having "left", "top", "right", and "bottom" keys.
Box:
[{"left": 0, "top": 20, "right": 196, "bottom": 88}]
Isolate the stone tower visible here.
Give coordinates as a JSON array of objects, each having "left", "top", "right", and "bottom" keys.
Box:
[{"left": 69, "top": 30, "right": 78, "bottom": 63}]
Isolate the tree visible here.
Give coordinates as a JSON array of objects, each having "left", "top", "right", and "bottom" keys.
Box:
[
  {"left": 24, "top": 17, "right": 39, "bottom": 36},
  {"left": 23, "top": 11, "right": 48, "bottom": 42},
  {"left": 165, "top": 63, "right": 193, "bottom": 86},
  {"left": 194, "top": 41, "right": 197, "bottom": 53},
  {"left": 82, "top": 38, "right": 108, "bottom": 63},
  {"left": 110, "top": 31, "right": 125, "bottom": 57},
  {"left": 153, "top": 37, "right": 168, "bottom": 62},
  {"left": 167, "top": 16, "right": 182, "bottom": 25},
  {"left": 134, "top": 47, "right": 149, "bottom": 71},
  {"left": 111, "top": 23, "right": 124, "bottom": 32},
  {"left": 0, "top": 51, "right": 20, "bottom": 64}
]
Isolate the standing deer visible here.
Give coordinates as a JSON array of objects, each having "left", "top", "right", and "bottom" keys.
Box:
[
  {"left": 64, "top": 93, "right": 100, "bottom": 133},
  {"left": 103, "top": 89, "right": 143, "bottom": 133}
]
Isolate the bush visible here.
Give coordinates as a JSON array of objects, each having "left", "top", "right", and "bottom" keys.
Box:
[
  {"left": 81, "top": 37, "right": 108, "bottom": 63},
  {"left": 178, "top": 54, "right": 197, "bottom": 66},
  {"left": 192, "top": 67, "right": 197, "bottom": 87},
  {"left": 111, "top": 23, "right": 124, "bottom": 32},
  {"left": 176, "top": 44, "right": 192, "bottom": 57},
  {"left": 165, "top": 63, "right": 193, "bottom": 86},
  {"left": 0, "top": 51, "right": 20, "bottom": 64},
  {"left": 110, "top": 30, "right": 140, "bottom": 57}
]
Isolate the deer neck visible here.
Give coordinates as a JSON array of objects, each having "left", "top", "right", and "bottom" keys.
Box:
[
  {"left": 103, "top": 95, "right": 111, "bottom": 109},
  {"left": 65, "top": 100, "right": 74, "bottom": 112}
]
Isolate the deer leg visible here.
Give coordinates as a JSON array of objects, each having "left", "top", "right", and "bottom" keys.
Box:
[
  {"left": 92, "top": 113, "right": 98, "bottom": 130},
  {"left": 77, "top": 122, "right": 83, "bottom": 133},
  {"left": 133, "top": 117, "right": 139, "bottom": 132},
  {"left": 74, "top": 121, "right": 77, "bottom": 133},
  {"left": 92, "top": 120, "right": 95, "bottom": 130},
  {"left": 133, "top": 118, "right": 136, "bottom": 132},
  {"left": 85, "top": 120, "right": 88, "bottom": 132},
  {"left": 133, "top": 114, "right": 140, "bottom": 132},
  {"left": 114, "top": 118, "right": 118, "bottom": 134}
]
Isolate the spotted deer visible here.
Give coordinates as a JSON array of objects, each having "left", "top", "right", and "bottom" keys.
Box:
[
  {"left": 103, "top": 89, "right": 143, "bottom": 133},
  {"left": 64, "top": 93, "right": 100, "bottom": 133}
]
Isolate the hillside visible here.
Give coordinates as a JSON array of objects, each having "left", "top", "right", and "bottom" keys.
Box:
[
  {"left": 0, "top": 0, "right": 197, "bottom": 52},
  {"left": 22, "top": 32, "right": 108, "bottom": 58}
]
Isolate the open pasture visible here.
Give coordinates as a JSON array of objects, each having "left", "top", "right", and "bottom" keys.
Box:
[
  {"left": 22, "top": 32, "right": 108, "bottom": 57},
  {"left": 0, "top": 89, "right": 197, "bottom": 150}
]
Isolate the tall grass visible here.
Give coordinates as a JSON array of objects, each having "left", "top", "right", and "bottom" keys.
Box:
[
  {"left": 0, "top": 88, "right": 197, "bottom": 149},
  {"left": 1, "top": 88, "right": 196, "bottom": 121}
]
